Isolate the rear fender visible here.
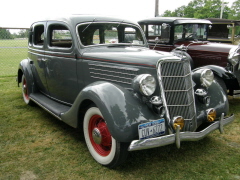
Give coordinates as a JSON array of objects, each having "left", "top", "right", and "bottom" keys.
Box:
[
  {"left": 61, "top": 81, "right": 161, "bottom": 142},
  {"left": 17, "top": 58, "right": 35, "bottom": 94}
]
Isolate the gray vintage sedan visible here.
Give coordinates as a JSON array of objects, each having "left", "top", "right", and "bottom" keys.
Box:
[{"left": 17, "top": 15, "right": 234, "bottom": 168}]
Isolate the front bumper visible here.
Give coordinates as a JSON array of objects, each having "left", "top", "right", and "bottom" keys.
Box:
[{"left": 128, "top": 113, "right": 234, "bottom": 151}]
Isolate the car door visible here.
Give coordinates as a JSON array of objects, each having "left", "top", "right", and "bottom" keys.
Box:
[
  {"left": 28, "top": 22, "right": 49, "bottom": 94},
  {"left": 44, "top": 22, "right": 79, "bottom": 104}
]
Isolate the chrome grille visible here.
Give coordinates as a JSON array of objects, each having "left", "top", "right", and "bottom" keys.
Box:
[
  {"left": 158, "top": 60, "right": 196, "bottom": 121},
  {"left": 89, "top": 63, "right": 139, "bottom": 85}
]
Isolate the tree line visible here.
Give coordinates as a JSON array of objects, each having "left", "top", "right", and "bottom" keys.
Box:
[
  {"left": 0, "top": 29, "right": 29, "bottom": 39},
  {"left": 161, "top": 0, "right": 240, "bottom": 20}
]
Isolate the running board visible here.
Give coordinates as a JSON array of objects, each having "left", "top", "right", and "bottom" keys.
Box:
[
  {"left": 30, "top": 93, "right": 71, "bottom": 120},
  {"left": 233, "top": 90, "right": 240, "bottom": 98}
]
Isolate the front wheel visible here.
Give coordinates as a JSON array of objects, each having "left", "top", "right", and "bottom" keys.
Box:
[{"left": 83, "top": 106, "right": 128, "bottom": 168}]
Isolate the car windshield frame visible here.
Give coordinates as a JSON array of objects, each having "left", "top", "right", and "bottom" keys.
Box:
[
  {"left": 174, "top": 23, "right": 208, "bottom": 42},
  {"left": 76, "top": 22, "right": 147, "bottom": 47}
]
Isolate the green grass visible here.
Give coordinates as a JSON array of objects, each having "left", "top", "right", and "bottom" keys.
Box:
[
  {"left": 0, "top": 39, "right": 28, "bottom": 77},
  {"left": 0, "top": 76, "right": 240, "bottom": 180}
]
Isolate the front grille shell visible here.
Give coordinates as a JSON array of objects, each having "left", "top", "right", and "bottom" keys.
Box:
[{"left": 157, "top": 58, "right": 196, "bottom": 131}]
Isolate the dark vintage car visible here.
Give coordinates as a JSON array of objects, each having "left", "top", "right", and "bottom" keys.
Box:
[
  {"left": 138, "top": 17, "right": 240, "bottom": 97},
  {"left": 206, "top": 18, "right": 240, "bottom": 45},
  {"left": 17, "top": 15, "right": 234, "bottom": 168}
]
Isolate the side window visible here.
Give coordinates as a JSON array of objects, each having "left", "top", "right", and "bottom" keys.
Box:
[
  {"left": 105, "top": 27, "right": 118, "bottom": 43},
  {"left": 93, "top": 29, "right": 100, "bottom": 44},
  {"left": 147, "top": 24, "right": 170, "bottom": 43},
  {"left": 148, "top": 25, "right": 161, "bottom": 38},
  {"left": 174, "top": 25, "right": 183, "bottom": 41},
  {"left": 33, "top": 25, "right": 44, "bottom": 46},
  {"left": 49, "top": 25, "right": 72, "bottom": 48}
]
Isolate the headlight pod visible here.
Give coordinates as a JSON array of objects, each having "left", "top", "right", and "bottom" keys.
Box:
[
  {"left": 228, "top": 52, "right": 240, "bottom": 66},
  {"left": 200, "top": 69, "right": 214, "bottom": 88},
  {"left": 228, "top": 46, "right": 240, "bottom": 66},
  {"left": 132, "top": 74, "right": 156, "bottom": 96}
]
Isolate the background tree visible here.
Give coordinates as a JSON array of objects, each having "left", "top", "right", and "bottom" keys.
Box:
[
  {"left": 171, "top": 6, "right": 186, "bottom": 17},
  {"left": 228, "top": 0, "right": 240, "bottom": 20},
  {"left": 0, "top": 29, "right": 13, "bottom": 39},
  {"left": 160, "top": 0, "right": 231, "bottom": 19},
  {"left": 194, "top": 0, "right": 230, "bottom": 19},
  {"left": 17, "top": 29, "right": 29, "bottom": 38}
]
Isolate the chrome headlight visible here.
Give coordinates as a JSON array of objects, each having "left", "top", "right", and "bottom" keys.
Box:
[
  {"left": 132, "top": 74, "right": 156, "bottom": 96},
  {"left": 200, "top": 69, "right": 214, "bottom": 88},
  {"left": 228, "top": 46, "right": 240, "bottom": 66}
]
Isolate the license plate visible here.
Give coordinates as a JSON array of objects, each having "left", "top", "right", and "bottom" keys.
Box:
[{"left": 138, "top": 119, "right": 165, "bottom": 140}]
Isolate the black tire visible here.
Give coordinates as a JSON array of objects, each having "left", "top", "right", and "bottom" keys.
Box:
[
  {"left": 83, "top": 106, "right": 128, "bottom": 168},
  {"left": 21, "top": 74, "right": 34, "bottom": 105}
]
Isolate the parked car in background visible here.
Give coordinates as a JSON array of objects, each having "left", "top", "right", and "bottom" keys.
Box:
[
  {"left": 206, "top": 18, "right": 240, "bottom": 45},
  {"left": 138, "top": 17, "right": 240, "bottom": 97},
  {"left": 17, "top": 15, "right": 234, "bottom": 168}
]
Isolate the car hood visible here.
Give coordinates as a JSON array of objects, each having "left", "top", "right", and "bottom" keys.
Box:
[
  {"left": 175, "top": 41, "right": 236, "bottom": 53},
  {"left": 82, "top": 46, "right": 179, "bottom": 68}
]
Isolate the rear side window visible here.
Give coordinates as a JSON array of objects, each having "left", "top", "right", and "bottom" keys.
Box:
[
  {"left": 48, "top": 24, "right": 72, "bottom": 48},
  {"left": 33, "top": 25, "right": 44, "bottom": 46}
]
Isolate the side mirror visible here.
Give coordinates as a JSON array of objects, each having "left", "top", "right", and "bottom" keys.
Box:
[{"left": 162, "top": 23, "right": 170, "bottom": 30}]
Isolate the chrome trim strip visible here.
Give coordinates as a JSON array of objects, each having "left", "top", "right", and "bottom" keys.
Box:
[
  {"left": 161, "top": 72, "right": 191, "bottom": 78},
  {"left": 128, "top": 114, "right": 234, "bottom": 151},
  {"left": 90, "top": 72, "right": 133, "bottom": 81},
  {"left": 90, "top": 75, "right": 132, "bottom": 85},
  {"left": 90, "top": 68, "right": 137, "bottom": 76},
  {"left": 89, "top": 63, "right": 139, "bottom": 72}
]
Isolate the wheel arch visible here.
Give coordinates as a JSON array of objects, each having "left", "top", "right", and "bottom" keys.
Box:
[
  {"left": 17, "top": 59, "right": 35, "bottom": 93},
  {"left": 61, "top": 81, "right": 160, "bottom": 142}
]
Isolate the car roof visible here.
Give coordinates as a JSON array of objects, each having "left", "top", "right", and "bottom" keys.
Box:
[
  {"left": 206, "top": 18, "right": 240, "bottom": 26},
  {"left": 32, "top": 14, "right": 137, "bottom": 27},
  {"left": 138, "top": 17, "right": 212, "bottom": 25}
]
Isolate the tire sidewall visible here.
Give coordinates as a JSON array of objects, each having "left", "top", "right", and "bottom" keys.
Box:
[{"left": 83, "top": 107, "right": 117, "bottom": 165}]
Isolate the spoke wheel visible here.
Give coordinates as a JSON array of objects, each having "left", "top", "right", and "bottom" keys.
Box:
[{"left": 83, "top": 106, "right": 128, "bottom": 168}]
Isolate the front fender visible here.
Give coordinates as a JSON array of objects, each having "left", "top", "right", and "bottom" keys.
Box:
[
  {"left": 61, "top": 81, "right": 160, "bottom": 142},
  {"left": 193, "top": 65, "right": 240, "bottom": 90}
]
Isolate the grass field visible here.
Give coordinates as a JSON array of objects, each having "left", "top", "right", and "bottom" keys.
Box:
[
  {"left": 0, "top": 77, "right": 240, "bottom": 180},
  {"left": 0, "top": 39, "right": 28, "bottom": 77}
]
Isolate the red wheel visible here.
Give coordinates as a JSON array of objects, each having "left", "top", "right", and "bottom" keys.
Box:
[
  {"left": 88, "top": 114, "right": 112, "bottom": 156},
  {"left": 83, "top": 106, "right": 128, "bottom": 168},
  {"left": 21, "top": 74, "right": 33, "bottom": 105}
]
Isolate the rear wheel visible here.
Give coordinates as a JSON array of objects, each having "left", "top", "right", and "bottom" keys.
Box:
[
  {"left": 21, "top": 74, "right": 33, "bottom": 105},
  {"left": 83, "top": 106, "right": 128, "bottom": 168}
]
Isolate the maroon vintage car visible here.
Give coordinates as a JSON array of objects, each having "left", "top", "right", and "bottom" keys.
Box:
[{"left": 138, "top": 17, "right": 240, "bottom": 97}]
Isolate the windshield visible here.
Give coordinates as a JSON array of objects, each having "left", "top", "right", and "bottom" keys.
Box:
[
  {"left": 77, "top": 22, "right": 145, "bottom": 46},
  {"left": 174, "top": 24, "right": 208, "bottom": 41}
]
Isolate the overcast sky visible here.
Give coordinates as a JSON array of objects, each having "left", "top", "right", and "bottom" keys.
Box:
[{"left": 0, "top": 0, "right": 236, "bottom": 28}]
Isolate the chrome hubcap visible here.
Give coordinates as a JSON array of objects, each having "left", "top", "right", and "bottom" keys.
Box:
[{"left": 92, "top": 128, "right": 102, "bottom": 144}]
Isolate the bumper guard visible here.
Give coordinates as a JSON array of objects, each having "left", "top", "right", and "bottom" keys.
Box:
[{"left": 128, "top": 113, "right": 234, "bottom": 151}]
